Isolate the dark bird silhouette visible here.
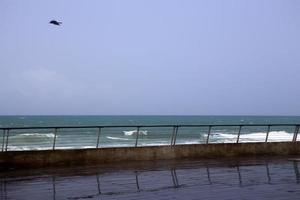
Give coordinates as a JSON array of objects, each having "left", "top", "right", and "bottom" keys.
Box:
[{"left": 49, "top": 20, "right": 62, "bottom": 26}]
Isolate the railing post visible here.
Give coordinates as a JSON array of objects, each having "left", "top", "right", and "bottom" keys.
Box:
[
  {"left": 5, "top": 130, "right": 10, "bottom": 151},
  {"left": 52, "top": 128, "right": 58, "bottom": 150},
  {"left": 265, "top": 125, "right": 271, "bottom": 143},
  {"left": 236, "top": 125, "right": 242, "bottom": 143},
  {"left": 96, "top": 127, "right": 102, "bottom": 148},
  {"left": 2, "top": 130, "right": 6, "bottom": 152},
  {"left": 170, "top": 126, "right": 176, "bottom": 146},
  {"left": 206, "top": 126, "right": 212, "bottom": 144},
  {"left": 135, "top": 127, "right": 140, "bottom": 147},
  {"left": 293, "top": 125, "right": 299, "bottom": 142},
  {"left": 173, "top": 126, "right": 179, "bottom": 146}
]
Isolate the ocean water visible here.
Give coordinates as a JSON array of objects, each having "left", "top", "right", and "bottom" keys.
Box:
[{"left": 0, "top": 116, "right": 300, "bottom": 151}]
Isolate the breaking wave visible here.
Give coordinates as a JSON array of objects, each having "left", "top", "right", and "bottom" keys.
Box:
[
  {"left": 211, "top": 131, "right": 293, "bottom": 142},
  {"left": 10, "top": 133, "right": 55, "bottom": 139},
  {"left": 106, "top": 136, "right": 130, "bottom": 141},
  {"left": 123, "top": 130, "right": 148, "bottom": 136},
  {"left": 7, "top": 145, "right": 97, "bottom": 151}
]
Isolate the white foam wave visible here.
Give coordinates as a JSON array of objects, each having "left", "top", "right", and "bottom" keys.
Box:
[
  {"left": 212, "top": 131, "right": 293, "bottom": 142},
  {"left": 123, "top": 130, "right": 148, "bottom": 136},
  {"left": 106, "top": 136, "right": 130, "bottom": 141},
  {"left": 55, "top": 146, "right": 96, "bottom": 149},
  {"left": 7, "top": 146, "right": 52, "bottom": 151},
  {"left": 10, "top": 133, "right": 55, "bottom": 139},
  {"left": 181, "top": 140, "right": 201, "bottom": 144},
  {"left": 7, "top": 145, "right": 97, "bottom": 151},
  {"left": 138, "top": 143, "right": 168, "bottom": 146}
]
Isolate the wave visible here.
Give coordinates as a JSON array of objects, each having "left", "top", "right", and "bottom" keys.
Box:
[
  {"left": 212, "top": 131, "right": 293, "bottom": 142},
  {"left": 7, "top": 146, "right": 52, "bottom": 151},
  {"left": 137, "top": 143, "right": 167, "bottom": 146},
  {"left": 123, "top": 130, "right": 148, "bottom": 136},
  {"left": 10, "top": 133, "right": 55, "bottom": 139},
  {"left": 8, "top": 145, "right": 97, "bottom": 151},
  {"left": 106, "top": 136, "right": 130, "bottom": 141}
]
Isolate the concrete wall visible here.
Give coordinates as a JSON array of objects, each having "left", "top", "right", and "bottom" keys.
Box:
[{"left": 1, "top": 142, "right": 300, "bottom": 169}]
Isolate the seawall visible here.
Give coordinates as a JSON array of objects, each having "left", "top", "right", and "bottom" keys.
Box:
[{"left": 1, "top": 142, "right": 300, "bottom": 169}]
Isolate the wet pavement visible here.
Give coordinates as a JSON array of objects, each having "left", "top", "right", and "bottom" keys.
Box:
[{"left": 1, "top": 156, "right": 300, "bottom": 200}]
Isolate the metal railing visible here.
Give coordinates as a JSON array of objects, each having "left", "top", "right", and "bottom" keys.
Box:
[{"left": 0, "top": 123, "right": 299, "bottom": 152}]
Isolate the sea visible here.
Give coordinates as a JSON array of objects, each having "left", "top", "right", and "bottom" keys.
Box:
[{"left": 0, "top": 115, "right": 300, "bottom": 151}]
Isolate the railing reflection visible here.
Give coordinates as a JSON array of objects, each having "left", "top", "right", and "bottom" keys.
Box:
[
  {"left": 1, "top": 160, "right": 300, "bottom": 200},
  {"left": 293, "top": 161, "right": 300, "bottom": 184},
  {"left": 266, "top": 163, "right": 271, "bottom": 184},
  {"left": 0, "top": 178, "right": 7, "bottom": 200}
]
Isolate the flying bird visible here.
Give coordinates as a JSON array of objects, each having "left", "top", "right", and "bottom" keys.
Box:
[{"left": 49, "top": 20, "right": 62, "bottom": 26}]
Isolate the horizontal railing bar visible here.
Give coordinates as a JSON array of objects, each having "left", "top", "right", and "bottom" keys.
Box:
[
  {"left": 179, "top": 124, "right": 300, "bottom": 127},
  {"left": 1, "top": 124, "right": 300, "bottom": 130}
]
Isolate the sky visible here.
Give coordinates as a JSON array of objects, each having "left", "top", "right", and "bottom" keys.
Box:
[{"left": 0, "top": 0, "right": 300, "bottom": 115}]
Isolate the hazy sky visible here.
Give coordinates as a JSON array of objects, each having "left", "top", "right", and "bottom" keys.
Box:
[{"left": 1, "top": 0, "right": 300, "bottom": 115}]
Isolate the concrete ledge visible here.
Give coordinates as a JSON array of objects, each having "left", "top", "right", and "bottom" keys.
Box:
[{"left": 1, "top": 142, "right": 300, "bottom": 169}]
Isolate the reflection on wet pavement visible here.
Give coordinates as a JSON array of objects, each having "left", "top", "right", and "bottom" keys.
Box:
[{"left": 1, "top": 157, "right": 300, "bottom": 200}]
